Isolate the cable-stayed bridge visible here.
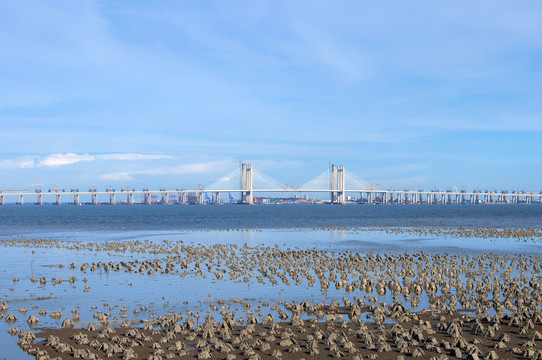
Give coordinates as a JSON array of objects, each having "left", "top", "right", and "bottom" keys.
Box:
[{"left": 1, "top": 163, "right": 541, "bottom": 205}]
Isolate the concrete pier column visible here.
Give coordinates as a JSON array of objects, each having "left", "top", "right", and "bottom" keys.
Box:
[
  {"left": 90, "top": 188, "right": 97, "bottom": 205},
  {"left": 17, "top": 193, "right": 23, "bottom": 205},
  {"left": 180, "top": 192, "right": 186, "bottom": 204},
  {"left": 0, "top": 193, "right": 4, "bottom": 205},
  {"left": 160, "top": 187, "right": 167, "bottom": 204},
  {"left": 105, "top": 188, "right": 115, "bottom": 205},
  {"left": 143, "top": 188, "right": 150, "bottom": 204},
  {"left": 55, "top": 193, "right": 61, "bottom": 205},
  {"left": 125, "top": 190, "right": 134, "bottom": 205}
]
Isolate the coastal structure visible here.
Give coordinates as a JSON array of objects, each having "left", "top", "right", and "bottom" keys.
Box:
[{"left": 0, "top": 163, "right": 540, "bottom": 205}]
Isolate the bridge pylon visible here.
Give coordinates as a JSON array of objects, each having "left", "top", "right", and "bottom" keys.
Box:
[
  {"left": 330, "top": 164, "right": 345, "bottom": 204},
  {"left": 240, "top": 163, "right": 253, "bottom": 204}
]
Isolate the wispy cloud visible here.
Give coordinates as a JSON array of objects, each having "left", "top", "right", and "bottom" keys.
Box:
[
  {"left": 0, "top": 153, "right": 172, "bottom": 169},
  {"left": 100, "top": 161, "right": 231, "bottom": 182},
  {"left": 98, "top": 153, "right": 173, "bottom": 161},
  {"left": 99, "top": 172, "right": 135, "bottom": 182}
]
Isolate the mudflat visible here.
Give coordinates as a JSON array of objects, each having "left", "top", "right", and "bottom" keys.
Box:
[{"left": 1, "top": 227, "right": 541, "bottom": 359}]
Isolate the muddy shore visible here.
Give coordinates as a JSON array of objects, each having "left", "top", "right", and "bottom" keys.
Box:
[{"left": 1, "top": 227, "right": 541, "bottom": 359}]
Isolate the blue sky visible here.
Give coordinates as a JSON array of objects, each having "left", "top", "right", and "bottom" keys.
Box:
[{"left": 0, "top": 1, "right": 541, "bottom": 193}]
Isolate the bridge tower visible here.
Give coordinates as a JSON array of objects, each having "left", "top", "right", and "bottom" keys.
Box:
[
  {"left": 330, "top": 164, "right": 337, "bottom": 203},
  {"left": 240, "top": 163, "right": 253, "bottom": 204},
  {"left": 330, "top": 164, "right": 345, "bottom": 204}
]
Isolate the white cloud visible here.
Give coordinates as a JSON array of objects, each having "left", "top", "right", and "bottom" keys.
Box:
[
  {"left": 36, "top": 153, "right": 95, "bottom": 167},
  {"left": 0, "top": 152, "right": 173, "bottom": 169}
]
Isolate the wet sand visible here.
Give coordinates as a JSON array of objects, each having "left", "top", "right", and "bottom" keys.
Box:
[{"left": 1, "top": 227, "right": 541, "bottom": 359}]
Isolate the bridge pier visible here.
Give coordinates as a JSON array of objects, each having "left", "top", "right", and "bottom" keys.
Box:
[
  {"left": 176, "top": 188, "right": 184, "bottom": 204},
  {"left": 90, "top": 188, "right": 97, "bottom": 205},
  {"left": 17, "top": 193, "right": 23, "bottom": 205},
  {"left": 143, "top": 187, "right": 150, "bottom": 205},
  {"left": 124, "top": 189, "right": 134, "bottom": 205},
  {"left": 160, "top": 187, "right": 168, "bottom": 204}
]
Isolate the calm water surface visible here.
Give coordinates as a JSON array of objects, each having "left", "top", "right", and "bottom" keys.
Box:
[{"left": 0, "top": 204, "right": 541, "bottom": 234}]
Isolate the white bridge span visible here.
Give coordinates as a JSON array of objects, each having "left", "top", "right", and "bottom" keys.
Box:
[{"left": 1, "top": 163, "right": 540, "bottom": 205}]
